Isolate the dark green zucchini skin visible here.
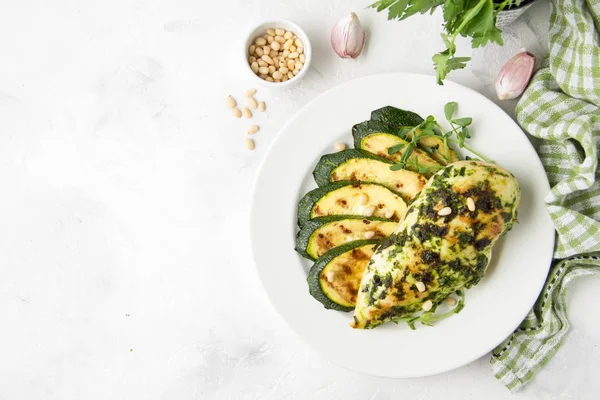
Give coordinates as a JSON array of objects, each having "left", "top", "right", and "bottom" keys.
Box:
[
  {"left": 370, "top": 106, "right": 424, "bottom": 128},
  {"left": 307, "top": 239, "right": 379, "bottom": 312},
  {"left": 312, "top": 149, "right": 393, "bottom": 187},
  {"left": 295, "top": 215, "right": 389, "bottom": 260},
  {"left": 351, "top": 120, "right": 398, "bottom": 149}
]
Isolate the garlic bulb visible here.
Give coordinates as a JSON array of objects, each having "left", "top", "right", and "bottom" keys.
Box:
[
  {"left": 331, "top": 12, "right": 366, "bottom": 59},
  {"left": 495, "top": 49, "right": 536, "bottom": 100}
]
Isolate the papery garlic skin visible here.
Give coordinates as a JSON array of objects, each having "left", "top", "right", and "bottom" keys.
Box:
[
  {"left": 495, "top": 49, "right": 536, "bottom": 100},
  {"left": 331, "top": 12, "right": 366, "bottom": 59}
]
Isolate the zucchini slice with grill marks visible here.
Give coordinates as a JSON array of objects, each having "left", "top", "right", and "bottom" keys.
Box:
[
  {"left": 295, "top": 215, "right": 398, "bottom": 260},
  {"left": 351, "top": 120, "right": 441, "bottom": 177},
  {"left": 297, "top": 181, "right": 407, "bottom": 227},
  {"left": 312, "top": 149, "right": 426, "bottom": 202},
  {"left": 370, "top": 106, "right": 459, "bottom": 165},
  {"left": 307, "top": 240, "right": 379, "bottom": 311}
]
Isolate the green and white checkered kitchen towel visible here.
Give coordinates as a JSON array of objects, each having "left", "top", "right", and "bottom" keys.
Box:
[{"left": 490, "top": 0, "right": 600, "bottom": 391}]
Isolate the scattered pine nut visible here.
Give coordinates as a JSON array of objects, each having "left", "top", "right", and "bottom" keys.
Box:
[
  {"left": 415, "top": 281, "right": 426, "bottom": 292},
  {"left": 467, "top": 197, "right": 476, "bottom": 212},
  {"left": 245, "top": 88, "right": 257, "bottom": 97},
  {"left": 248, "top": 97, "right": 258, "bottom": 109},
  {"left": 275, "top": 28, "right": 285, "bottom": 36},
  {"left": 384, "top": 210, "right": 395, "bottom": 219},
  {"left": 226, "top": 96, "right": 236, "bottom": 108},
  {"left": 258, "top": 101, "right": 266, "bottom": 112},
  {"left": 267, "top": 28, "right": 276, "bottom": 36},
  {"left": 445, "top": 297, "right": 457, "bottom": 306},
  {"left": 358, "top": 193, "right": 368, "bottom": 205},
  {"left": 248, "top": 125, "right": 259, "bottom": 135},
  {"left": 242, "top": 108, "right": 252, "bottom": 118},
  {"left": 422, "top": 300, "right": 433, "bottom": 311},
  {"left": 438, "top": 207, "right": 452, "bottom": 216},
  {"left": 232, "top": 108, "right": 242, "bottom": 118},
  {"left": 334, "top": 142, "right": 347, "bottom": 152},
  {"left": 245, "top": 138, "right": 255, "bottom": 150},
  {"left": 364, "top": 206, "right": 376, "bottom": 217},
  {"left": 364, "top": 231, "right": 375, "bottom": 239}
]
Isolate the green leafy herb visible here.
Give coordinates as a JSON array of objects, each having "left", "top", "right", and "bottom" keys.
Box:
[
  {"left": 370, "top": 0, "right": 521, "bottom": 84},
  {"left": 389, "top": 101, "right": 492, "bottom": 171},
  {"left": 400, "top": 290, "right": 466, "bottom": 329}
]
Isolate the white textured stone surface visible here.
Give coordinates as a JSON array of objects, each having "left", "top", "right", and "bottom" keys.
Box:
[{"left": 0, "top": 1, "right": 598, "bottom": 399}]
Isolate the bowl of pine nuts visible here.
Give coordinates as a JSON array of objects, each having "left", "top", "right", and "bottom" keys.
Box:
[{"left": 244, "top": 19, "right": 311, "bottom": 87}]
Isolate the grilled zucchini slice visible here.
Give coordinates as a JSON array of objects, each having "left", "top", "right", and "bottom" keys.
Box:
[
  {"left": 312, "top": 149, "right": 427, "bottom": 202},
  {"left": 295, "top": 215, "right": 398, "bottom": 260},
  {"left": 351, "top": 120, "right": 441, "bottom": 177},
  {"left": 297, "top": 181, "right": 407, "bottom": 227},
  {"left": 307, "top": 240, "right": 379, "bottom": 311}
]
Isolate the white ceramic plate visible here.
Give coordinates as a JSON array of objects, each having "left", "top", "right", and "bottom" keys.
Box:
[{"left": 250, "top": 73, "right": 554, "bottom": 378}]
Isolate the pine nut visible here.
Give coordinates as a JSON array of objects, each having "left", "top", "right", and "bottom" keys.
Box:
[
  {"left": 326, "top": 270, "right": 335, "bottom": 282},
  {"left": 415, "top": 281, "right": 426, "bottom": 292},
  {"left": 287, "top": 60, "right": 295, "bottom": 70},
  {"left": 270, "top": 41, "right": 281, "bottom": 51},
  {"left": 268, "top": 65, "right": 276, "bottom": 74},
  {"left": 262, "top": 55, "right": 274, "bottom": 65},
  {"left": 258, "top": 60, "right": 268, "bottom": 68},
  {"left": 258, "top": 66, "right": 269, "bottom": 75},
  {"left": 282, "top": 75, "right": 288, "bottom": 82},
  {"left": 242, "top": 108, "right": 252, "bottom": 118},
  {"left": 282, "top": 49, "right": 290, "bottom": 58},
  {"left": 334, "top": 142, "right": 347, "bottom": 152},
  {"left": 272, "top": 56, "right": 280, "bottom": 66},
  {"left": 295, "top": 60, "right": 303, "bottom": 70},
  {"left": 279, "top": 67, "right": 289, "bottom": 74},
  {"left": 385, "top": 210, "right": 395, "bottom": 219},
  {"left": 266, "top": 77, "right": 274, "bottom": 82},
  {"left": 272, "top": 71, "right": 283, "bottom": 80},
  {"left": 287, "top": 71, "right": 294, "bottom": 79},
  {"left": 467, "top": 197, "right": 476, "bottom": 212},
  {"left": 258, "top": 101, "right": 266, "bottom": 112},
  {"left": 245, "top": 88, "right": 257, "bottom": 97},
  {"left": 288, "top": 52, "right": 299, "bottom": 59},
  {"left": 422, "top": 300, "right": 433, "bottom": 311},
  {"left": 269, "top": 50, "right": 278, "bottom": 58},
  {"left": 232, "top": 108, "right": 242, "bottom": 118},
  {"left": 262, "top": 45, "right": 270, "bottom": 55},
  {"left": 255, "top": 47, "right": 264, "bottom": 57},
  {"left": 274, "top": 35, "right": 285, "bottom": 44},
  {"left": 249, "top": 45, "right": 256, "bottom": 55},
  {"left": 225, "top": 95, "right": 236, "bottom": 108},
  {"left": 267, "top": 28, "right": 276, "bottom": 36},
  {"left": 245, "top": 138, "right": 255, "bottom": 150},
  {"left": 364, "top": 206, "right": 376, "bottom": 217},
  {"left": 284, "top": 31, "right": 293, "bottom": 40},
  {"left": 251, "top": 62, "right": 259, "bottom": 73},
  {"left": 275, "top": 28, "right": 285, "bottom": 36},
  {"left": 283, "top": 39, "right": 294, "bottom": 50},
  {"left": 262, "top": 34, "right": 269, "bottom": 40},
  {"left": 255, "top": 37, "right": 266, "bottom": 46},
  {"left": 438, "top": 207, "right": 452, "bottom": 216},
  {"left": 299, "top": 54, "right": 306, "bottom": 63},
  {"left": 295, "top": 38, "right": 303, "bottom": 47},
  {"left": 248, "top": 56, "right": 257, "bottom": 64},
  {"left": 266, "top": 35, "right": 274, "bottom": 44},
  {"left": 259, "top": 74, "right": 269, "bottom": 80},
  {"left": 274, "top": 79, "right": 281, "bottom": 83},
  {"left": 248, "top": 125, "right": 259, "bottom": 135},
  {"left": 248, "top": 97, "right": 258, "bottom": 109},
  {"left": 358, "top": 193, "right": 368, "bottom": 205},
  {"left": 445, "top": 297, "right": 457, "bottom": 306},
  {"left": 292, "top": 68, "right": 299, "bottom": 76},
  {"left": 364, "top": 231, "right": 375, "bottom": 239},
  {"left": 290, "top": 45, "right": 297, "bottom": 53},
  {"left": 297, "top": 46, "right": 304, "bottom": 54}
]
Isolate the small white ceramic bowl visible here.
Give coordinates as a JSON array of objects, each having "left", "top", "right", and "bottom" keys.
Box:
[{"left": 243, "top": 19, "right": 312, "bottom": 88}]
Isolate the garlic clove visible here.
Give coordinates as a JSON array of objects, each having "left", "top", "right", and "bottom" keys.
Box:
[
  {"left": 495, "top": 49, "right": 536, "bottom": 100},
  {"left": 331, "top": 12, "right": 366, "bottom": 59}
]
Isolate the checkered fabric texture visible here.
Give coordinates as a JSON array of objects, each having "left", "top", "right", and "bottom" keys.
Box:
[{"left": 490, "top": 0, "right": 600, "bottom": 391}]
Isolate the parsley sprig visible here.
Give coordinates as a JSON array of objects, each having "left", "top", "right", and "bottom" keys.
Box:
[
  {"left": 388, "top": 101, "right": 492, "bottom": 171},
  {"left": 370, "top": 0, "right": 521, "bottom": 84}
]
